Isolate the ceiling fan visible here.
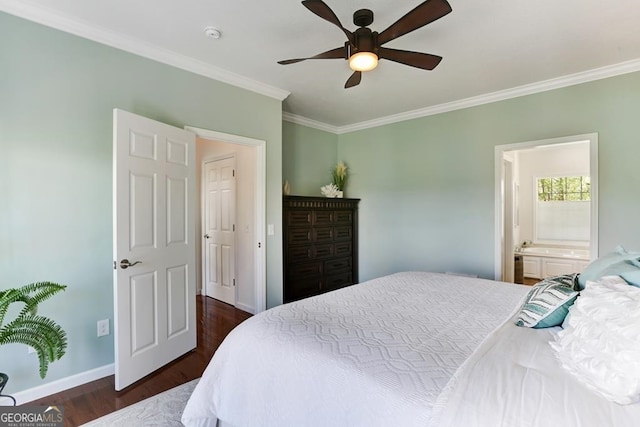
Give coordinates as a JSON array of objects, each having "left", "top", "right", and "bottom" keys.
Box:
[{"left": 278, "top": 0, "right": 452, "bottom": 88}]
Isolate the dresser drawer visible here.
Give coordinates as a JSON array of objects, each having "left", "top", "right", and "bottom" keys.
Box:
[
  {"left": 288, "top": 228, "right": 313, "bottom": 245},
  {"left": 288, "top": 227, "right": 345, "bottom": 245},
  {"left": 314, "top": 227, "right": 334, "bottom": 242},
  {"left": 288, "top": 246, "right": 313, "bottom": 263},
  {"left": 313, "top": 211, "right": 334, "bottom": 225},
  {"left": 334, "top": 226, "right": 352, "bottom": 241},
  {"left": 287, "top": 210, "right": 312, "bottom": 227},
  {"left": 285, "top": 277, "right": 322, "bottom": 302},
  {"left": 288, "top": 244, "right": 335, "bottom": 262},
  {"left": 324, "top": 257, "right": 352, "bottom": 275},
  {"left": 334, "top": 210, "right": 353, "bottom": 225},
  {"left": 288, "top": 262, "right": 323, "bottom": 278},
  {"left": 323, "top": 272, "right": 353, "bottom": 292},
  {"left": 314, "top": 243, "right": 335, "bottom": 259},
  {"left": 334, "top": 241, "right": 352, "bottom": 257}
]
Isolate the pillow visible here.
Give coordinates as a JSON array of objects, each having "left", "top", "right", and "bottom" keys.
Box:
[
  {"left": 577, "top": 245, "right": 640, "bottom": 289},
  {"left": 620, "top": 270, "right": 640, "bottom": 287},
  {"left": 515, "top": 274, "right": 579, "bottom": 329},
  {"left": 550, "top": 276, "right": 640, "bottom": 404}
]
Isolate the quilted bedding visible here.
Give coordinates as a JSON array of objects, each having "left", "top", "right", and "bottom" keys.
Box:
[{"left": 182, "top": 271, "right": 529, "bottom": 427}]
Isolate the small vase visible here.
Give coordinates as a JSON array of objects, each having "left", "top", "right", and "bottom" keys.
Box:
[{"left": 337, "top": 191, "right": 343, "bottom": 198}]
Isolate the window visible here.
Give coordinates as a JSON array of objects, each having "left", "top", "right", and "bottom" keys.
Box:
[
  {"left": 535, "top": 175, "right": 591, "bottom": 244},
  {"left": 537, "top": 176, "right": 591, "bottom": 202}
]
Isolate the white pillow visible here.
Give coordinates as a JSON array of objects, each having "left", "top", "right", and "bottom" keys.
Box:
[{"left": 550, "top": 276, "right": 640, "bottom": 405}]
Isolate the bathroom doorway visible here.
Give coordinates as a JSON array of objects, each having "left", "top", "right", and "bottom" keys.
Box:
[{"left": 494, "top": 133, "right": 599, "bottom": 283}]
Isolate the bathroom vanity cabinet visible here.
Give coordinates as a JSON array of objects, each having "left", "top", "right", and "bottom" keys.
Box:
[{"left": 523, "top": 255, "right": 589, "bottom": 279}]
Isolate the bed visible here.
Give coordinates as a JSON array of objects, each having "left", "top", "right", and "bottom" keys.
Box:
[{"left": 181, "top": 270, "right": 640, "bottom": 427}]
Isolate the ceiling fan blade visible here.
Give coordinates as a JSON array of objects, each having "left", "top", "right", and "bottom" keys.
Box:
[
  {"left": 278, "top": 46, "right": 347, "bottom": 65},
  {"left": 344, "top": 71, "right": 362, "bottom": 88},
  {"left": 302, "top": 0, "right": 354, "bottom": 44},
  {"left": 377, "top": 0, "right": 452, "bottom": 46},
  {"left": 378, "top": 47, "right": 442, "bottom": 70}
]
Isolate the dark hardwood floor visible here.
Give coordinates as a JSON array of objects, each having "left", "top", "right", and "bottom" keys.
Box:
[{"left": 27, "top": 295, "right": 252, "bottom": 426}]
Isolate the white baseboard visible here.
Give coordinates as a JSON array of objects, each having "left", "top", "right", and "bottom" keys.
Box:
[
  {"left": 234, "top": 302, "right": 254, "bottom": 315},
  {"left": 199, "top": 287, "right": 254, "bottom": 315},
  {"left": 8, "top": 364, "right": 115, "bottom": 405}
]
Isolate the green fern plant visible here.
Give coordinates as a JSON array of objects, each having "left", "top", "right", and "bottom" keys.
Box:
[{"left": 0, "top": 282, "right": 68, "bottom": 378}]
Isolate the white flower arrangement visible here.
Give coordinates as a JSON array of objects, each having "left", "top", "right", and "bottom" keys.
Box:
[
  {"left": 321, "top": 161, "right": 348, "bottom": 198},
  {"left": 320, "top": 183, "right": 341, "bottom": 198}
]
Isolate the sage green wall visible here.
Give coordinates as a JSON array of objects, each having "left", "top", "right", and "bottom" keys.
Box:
[
  {"left": 283, "top": 71, "right": 640, "bottom": 282},
  {"left": 282, "top": 121, "right": 338, "bottom": 196},
  {"left": 337, "top": 72, "right": 640, "bottom": 282},
  {"left": 0, "top": 13, "right": 283, "bottom": 394}
]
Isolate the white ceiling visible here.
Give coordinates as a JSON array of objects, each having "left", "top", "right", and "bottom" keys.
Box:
[{"left": 4, "top": 0, "right": 640, "bottom": 131}]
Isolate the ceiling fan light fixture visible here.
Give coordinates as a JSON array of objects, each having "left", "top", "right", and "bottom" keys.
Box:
[
  {"left": 278, "top": 0, "right": 453, "bottom": 87},
  {"left": 349, "top": 51, "right": 378, "bottom": 72}
]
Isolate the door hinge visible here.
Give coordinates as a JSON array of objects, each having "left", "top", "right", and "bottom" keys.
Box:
[
  {"left": 232, "top": 169, "right": 235, "bottom": 177},
  {"left": 233, "top": 278, "right": 236, "bottom": 287},
  {"left": 113, "top": 261, "right": 116, "bottom": 270},
  {"left": 258, "top": 242, "right": 261, "bottom": 248},
  {"left": 233, "top": 224, "right": 235, "bottom": 232}
]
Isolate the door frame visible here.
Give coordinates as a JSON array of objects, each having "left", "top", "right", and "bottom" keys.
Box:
[
  {"left": 494, "top": 133, "right": 599, "bottom": 281},
  {"left": 501, "top": 155, "right": 515, "bottom": 282},
  {"left": 186, "top": 126, "right": 266, "bottom": 314}
]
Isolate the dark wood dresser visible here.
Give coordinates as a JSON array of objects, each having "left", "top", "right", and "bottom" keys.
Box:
[{"left": 283, "top": 196, "right": 359, "bottom": 303}]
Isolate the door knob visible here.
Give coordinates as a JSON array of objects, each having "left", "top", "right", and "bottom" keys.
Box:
[
  {"left": 120, "top": 259, "right": 142, "bottom": 269},
  {"left": 204, "top": 234, "right": 210, "bottom": 239}
]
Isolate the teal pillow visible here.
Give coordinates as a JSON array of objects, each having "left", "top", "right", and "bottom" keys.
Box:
[
  {"left": 515, "top": 274, "right": 580, "bottom": 329},
  {"left": 626, "top": 257, "right": 640, "bottom": 269},
  {"left": 577, "top": 246, "right": 640, "bottom": 290},
  {"left": 621, "top": 270, "right": 640, "bottom": 287}
]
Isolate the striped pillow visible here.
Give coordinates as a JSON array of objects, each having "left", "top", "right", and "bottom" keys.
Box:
[{"left": 515, "top": 274, "right": 580, "bottom": 328}]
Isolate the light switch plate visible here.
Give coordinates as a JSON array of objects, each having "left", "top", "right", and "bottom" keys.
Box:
[{"left": 97, "top": 319, "right": 110, "bottom": 337}]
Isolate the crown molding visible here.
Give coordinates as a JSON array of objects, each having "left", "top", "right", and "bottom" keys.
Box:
[
  {"left": 283, "top": 57, "right": 640, "bottom": 134},
  {"left": 334, "top": 58, "right": 640, "bottom": 134},
  {"left": 0, "top": 1, "right": 290, "bottom": 101},
  {"left": 282, "top": 112, "right": 340, "bottom": 134}
]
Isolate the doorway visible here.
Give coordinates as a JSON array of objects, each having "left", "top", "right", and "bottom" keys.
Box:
[
  {"left": 202, "top": 156, "right": 237, "bottom": 306},
  {"left": 188, "top": 127, "right": 266, "bottom": 314},
  {"left": 494, "top": 133, "right": 599, "bottom": 282}
]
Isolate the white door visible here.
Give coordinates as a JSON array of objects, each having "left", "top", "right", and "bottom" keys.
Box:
[
  {"left": 113, "top": 109, "right": 196, "bottom": 391},
  {"left": 203, "top": 157, "right": 236, "bottom": 305}
]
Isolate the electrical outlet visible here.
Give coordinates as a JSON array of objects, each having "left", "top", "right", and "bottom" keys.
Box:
[{"left": 97, "top": 319, "right": 110, "bottom": 337}]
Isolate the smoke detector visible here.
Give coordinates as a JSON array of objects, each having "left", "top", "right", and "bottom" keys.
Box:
[{"left": 204, "top": 27, "right": 222, "bottom": 39}]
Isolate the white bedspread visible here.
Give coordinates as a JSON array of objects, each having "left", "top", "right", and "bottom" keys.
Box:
[{"left": 182, "top": 271, "right": 529, "bottom": 427}]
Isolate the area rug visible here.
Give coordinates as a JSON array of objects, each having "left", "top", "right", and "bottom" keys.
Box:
[{"left": 81, "top": 378, "right": 199, "bottom": 426}]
